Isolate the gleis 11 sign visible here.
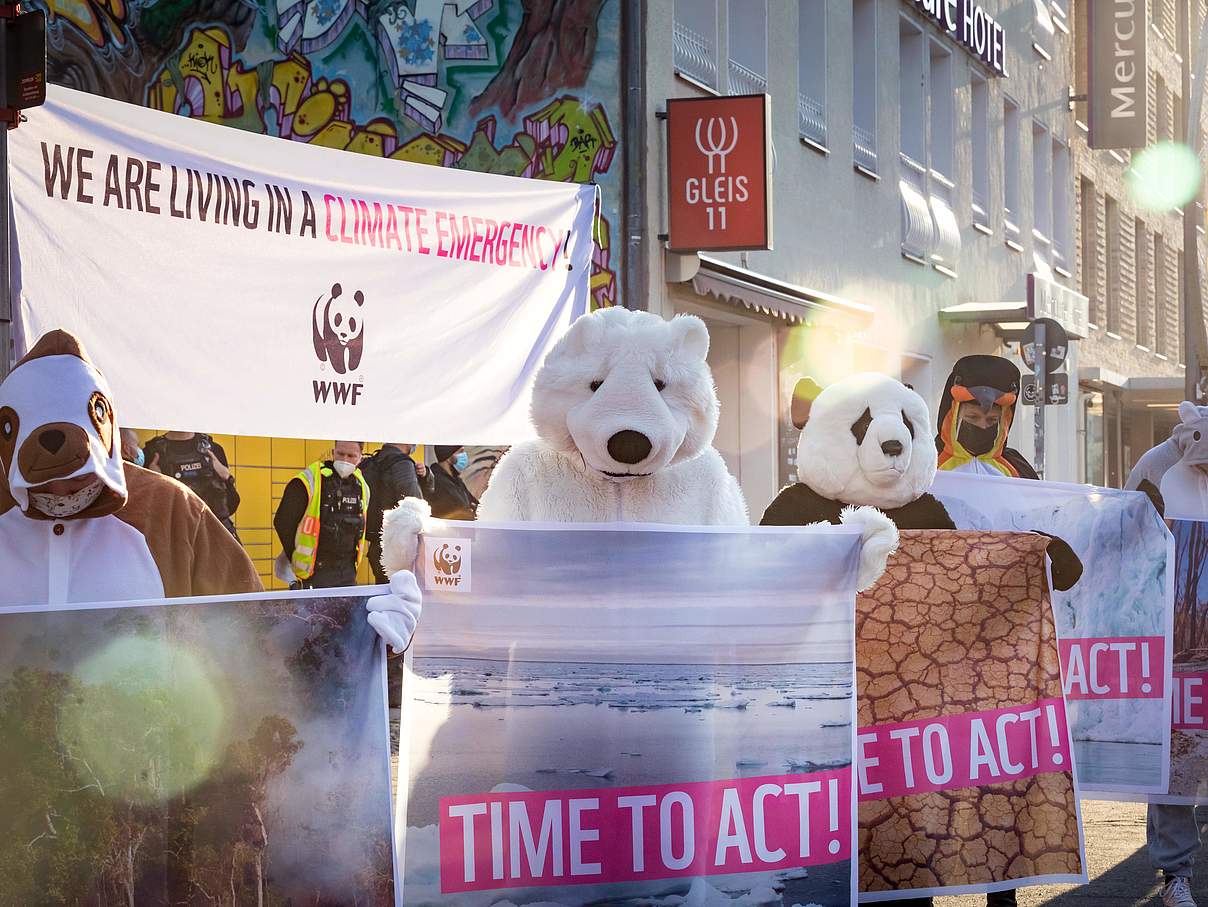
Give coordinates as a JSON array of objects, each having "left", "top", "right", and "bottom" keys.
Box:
[{"left": 665, "top": 94, "right": 772, "bottom": 252}]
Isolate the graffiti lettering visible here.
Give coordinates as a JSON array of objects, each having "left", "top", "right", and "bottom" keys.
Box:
[{"left": 182, "top": 51, "right": 218, "bottom": 76}]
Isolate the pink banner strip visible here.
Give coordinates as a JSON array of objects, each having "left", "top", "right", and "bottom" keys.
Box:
[
  {"left": 438, "top": 768, "right": 852, "bottom": 893},
  {"left": 1172, "top": 673, "right": 1208, "bottom": 729},
  {"left": 1059, "top": 636, "right": 1165, "bottom": 700},
  {"left": 857, "top": 698, "right": 1071, "bottom": 800}
]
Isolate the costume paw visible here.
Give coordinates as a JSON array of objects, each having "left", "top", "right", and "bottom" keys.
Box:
[
  {"left": 366, "top": 569, "right": 422, "bottom": 654},
  {"left": 839, "top": 505, "right": 899, "bottom": 592},
  {"left": 1029, "top": 531, "right": 1084, "bottom": 592},
  {"left": 380, "top": 497, "right": 431, "bottom": 576}
]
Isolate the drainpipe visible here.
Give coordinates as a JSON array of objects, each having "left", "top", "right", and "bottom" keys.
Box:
[
  {"left": 1181, "top": 1, "right": 1208, "bottom": 402},
  {"left": 621, "top": 0, "right": 648, "bottom": 311}
]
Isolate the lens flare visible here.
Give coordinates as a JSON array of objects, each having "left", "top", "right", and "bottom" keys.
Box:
[
  {"left": 1126, "top": 142, "right": 1203, "bottom": 211},
  {"left": 58, "top": 635, "right": 226, "bottom": 804}
]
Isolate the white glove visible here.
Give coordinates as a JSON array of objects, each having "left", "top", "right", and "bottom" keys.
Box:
[
  {"left": 380, "top": 497, "right": 431, "bottom": 576},
  {"left": 366, "top": 570, "right": 423, "bottom": 654},
  {"left": 838, "top": 505, "right": 899, "bottom": 592}
]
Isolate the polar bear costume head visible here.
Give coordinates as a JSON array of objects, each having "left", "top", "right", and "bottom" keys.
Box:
[
  {"left": 1172, "top": 401, "right": 1208, "bottom": 467},
  {"left": 794, "top": 372, "right": 937, "bottom": 510},
  {"left": 530, "top": 307, "right": 719, "bottom": 481}
]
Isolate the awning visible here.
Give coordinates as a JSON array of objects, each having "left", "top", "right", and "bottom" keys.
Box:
[
  {"left": 938, "top": 301, "right": 1030, "bottom": 339},
  {"left": 1079, "top": 367, "right": 1185, "bottom": 406},
  {"left": 690, "top": 255, "right": 874, "bottom": 325}
]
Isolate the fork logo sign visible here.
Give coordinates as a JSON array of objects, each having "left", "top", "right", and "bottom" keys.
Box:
[{"left": 666, "top": 94, "right": 771, "bottom": 252}]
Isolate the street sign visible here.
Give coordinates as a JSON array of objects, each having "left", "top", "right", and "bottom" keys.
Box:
[
  {"left": 1021, "top": 317, "right": 1069, "bottom": 371},
  {"left": 1023, "top": 372, "right": 1070, "bottom": 406},
  {"left": 665, "top": 93, "right": 772, "bottom": 252},
  {"left": 1028, "top": 272, "right": 1089, "bottom": 339}
]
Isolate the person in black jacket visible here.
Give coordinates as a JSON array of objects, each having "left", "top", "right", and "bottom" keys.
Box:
[
  {"left": 362, "top": 442, "right": 427, "bottom": 583},
  {"left": 143, "top": 431, "right": 241, "bottom": 537},
  {"left": 424, "top": 445, "right": 478, "bottom": 520}
]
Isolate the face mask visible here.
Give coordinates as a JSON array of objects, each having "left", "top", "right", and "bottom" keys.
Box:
[
  {"left": 30, "top": 478, "right": 104, "bottom": 518},
  {"left": 957, "top": 420, "right": 1001, "bottom": 457},
  {"left": 453, "top": 452, "right": 469, "bottom": 472},
  {"left": 133, "top": 448, "right": 145, "bottom": 468},
  {"left": 332, "top": 460, "right": 356, "bottom": 479}
]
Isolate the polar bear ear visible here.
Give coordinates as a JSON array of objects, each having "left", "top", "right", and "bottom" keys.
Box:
[
  {"left": 1180, "top": 401, "right": 1200, "bottom": 424},
  {"left": 670, "top": 314, "right": 710, "bottom": 360}
]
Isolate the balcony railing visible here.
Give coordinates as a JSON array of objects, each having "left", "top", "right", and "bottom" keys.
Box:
[
  {"left": 798, "top": 91, "right": 827, "bottom": 147},
  {"left": 899, "top": 154, "right": 936, "bottom": 261},
  {"left": 971, "top": 186, "right": 989, "bottom": 225},
  {"left": 673, "top": 20, "right": 718, "bottom": 89},
  {"left": 853, "top": 123, "right": 877, "bottom": 174},
  {"left": 728, "top": 58, "right": 768, "bottom": 96}
]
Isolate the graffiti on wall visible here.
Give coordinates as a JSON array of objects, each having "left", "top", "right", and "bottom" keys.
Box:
[{"left": 33, "top": 0, "right": 621, "bottom": 306}]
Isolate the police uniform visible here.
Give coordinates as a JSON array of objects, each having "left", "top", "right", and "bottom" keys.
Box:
[
  {"left": 273, "top": 460, "right": 369, "bottom": 589},
  {"left": 142, "top": 433, "right": 241, "bottom": 536}
]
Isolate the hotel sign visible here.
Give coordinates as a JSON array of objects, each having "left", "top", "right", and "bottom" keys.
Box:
[
  {"left": 904, "top": 0, "right": 1007, "bottom": 76},
  {"left": 1087, "top": 0, "right": 1148, "bottom": 149}
]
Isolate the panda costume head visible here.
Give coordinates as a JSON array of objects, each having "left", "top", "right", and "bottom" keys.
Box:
[{"left": 761, "top": 373, "right": 955, "bottom": 530}]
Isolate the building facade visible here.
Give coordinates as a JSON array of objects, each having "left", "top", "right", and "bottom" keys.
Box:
[
  {"left": 1070, "top": 0, "right": 1208, "bottom": 487},
  {"left": 642, "top": 0, "right": 1084, "bottom": 517}
]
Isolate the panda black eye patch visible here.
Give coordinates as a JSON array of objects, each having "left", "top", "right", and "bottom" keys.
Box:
[
  {"left": 902, "top": 411, "right": 915, "bottom": 438},
  {"left": 851, "top": 408, "right": 873, "bottom": 444}
]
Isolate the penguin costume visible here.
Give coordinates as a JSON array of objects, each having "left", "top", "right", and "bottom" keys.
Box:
[{"left": 936, "top": 354, "right": 1038, "bottom": 479}]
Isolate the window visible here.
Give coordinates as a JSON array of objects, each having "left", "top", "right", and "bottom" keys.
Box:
[
  {"left": 798, "top": 0, "right": 827, "bottom": 147},
  {"left": 1136, "top": 221, "right": 1150, "bottom": 347},
  {"left": 1052, "top": 139, "right": 1072, "bottom": 269},
  {"left": 1179, "top": 255, "right": 1186, "bottom": 363},
  {"left": 1032, "top": 121, "right": 1052, "bottom": 248},
  {"left": 728, "top": 0, "right": 767, "bottom": 95},
  {"left": 929, "top": 43, "right": 954, "bottom": 179},
  {"left": 1004, "top": 97, "right": 1021, "bottom": 242},
  {"left": 673, "top": 0, "right": 719, "bottom": 89},
  {"left": 1080, "top": 178, "right": 1098, "bottom": 322},
  {"left": 1105, "top": 196, "right": 1120, "bottom": 333},
  {"left": 1155, "top": 233, "right": 1167, "bottom": 354},
  {"left": 1175, "top": 92, "right": 1185, "bottom": 143},
  {"left": 853, "top": 0, "right": 877, "bottom": 174},
  {"left": 1157, "top": 75, "right": 1170, "bottom": 142},
  {"left": 971, "top": 73, "right": 990, "bottom": 226},
  {"left": 1152, "top": 0, "right": 1164, "bottom": 36},
  {"left": 899, "top": 20, "right": 926, "bottom": 166}
]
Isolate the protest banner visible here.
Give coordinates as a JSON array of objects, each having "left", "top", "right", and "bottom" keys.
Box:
[
  {"left": 0, "top": 589, "right": 396, "bottom": 905},
  {"left": 1156, "top": 519, "right": 1208, "bottom": 804},
  {"left": 400, "top": 522, "right": 862, "bottom": 906},
  {"left": 858, "top": 531, "right": 1086, "bottom": 901},
  {"left": 932, "top": 471, "right": 1175, "bottom": 796},
  {"left": 9, "top": 85, "right": 595, "bottom": 444}
]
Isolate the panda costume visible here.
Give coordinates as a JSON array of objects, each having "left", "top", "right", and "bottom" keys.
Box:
[{"left": 761, "top": 373, "right": 956, "bottom": 531}]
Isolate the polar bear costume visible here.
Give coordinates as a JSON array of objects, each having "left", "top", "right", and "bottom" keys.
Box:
[
  {"left": 384, "top": 307, "right": 897, "bottom": 590},
  {"left": 1128, "top": 400, "right": 1208, "bottom": 519}
]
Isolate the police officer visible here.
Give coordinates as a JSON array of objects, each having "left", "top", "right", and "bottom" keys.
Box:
[
  {"left": 143, "top": 430, "right": 241, "bottom": 536},
  {"left": 274, "top": 440, "right": 370, "bottom": 589}
]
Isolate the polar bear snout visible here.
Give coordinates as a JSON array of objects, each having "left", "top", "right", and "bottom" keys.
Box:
[{"left": 607, "top": 430, "right": 653, "bottom": 465}]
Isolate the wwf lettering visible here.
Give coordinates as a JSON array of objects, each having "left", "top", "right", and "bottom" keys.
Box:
[{"left": 312, "top": 380, "right": 363, "bottom": 406}]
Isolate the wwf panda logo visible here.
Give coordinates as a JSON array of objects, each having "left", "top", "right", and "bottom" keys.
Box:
[
  {"left": 433, "top": 543, "right": 462, "bottom": 576},
  {"left": 312, "top": 282, "right": 365, "bottom": 375}
]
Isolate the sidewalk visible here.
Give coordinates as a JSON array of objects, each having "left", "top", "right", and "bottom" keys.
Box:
[{"left": 942, "top": 800, "right": 1163, "bottom": 906}]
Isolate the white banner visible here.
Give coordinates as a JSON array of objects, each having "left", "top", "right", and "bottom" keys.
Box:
[
  {"left": 931, "top": 471, "right": 1175, "bottom": 797},
  {"left": 11, "top": 86, "right": 595, "bottom": 443}
]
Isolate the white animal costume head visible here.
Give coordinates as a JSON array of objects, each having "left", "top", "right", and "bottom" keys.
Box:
[
  {"left": 1171, "top": 402, "right": 1208, "bottom": 467},
  {"left": 793, "top": 372, "right": 938, "bottom": 510},
  {"left": 0, "top": 330, "right": 127, "bottom": 518},
  {"left": 530, "top": 306, "right": 719, "bottom": 481}
]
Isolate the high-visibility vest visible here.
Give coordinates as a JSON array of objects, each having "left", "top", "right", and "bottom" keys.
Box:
[{"left": 290, "top": 461, "right": 370, "bottom": 580}]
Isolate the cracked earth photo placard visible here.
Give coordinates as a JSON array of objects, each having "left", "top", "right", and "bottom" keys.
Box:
[{"left": 856, "top": 531, "right": 1086, "bottom": 900}]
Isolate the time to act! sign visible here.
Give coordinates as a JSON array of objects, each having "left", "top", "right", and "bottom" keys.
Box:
[{"left": 665, "top": 94, "right": 772, "bottom": 253}]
